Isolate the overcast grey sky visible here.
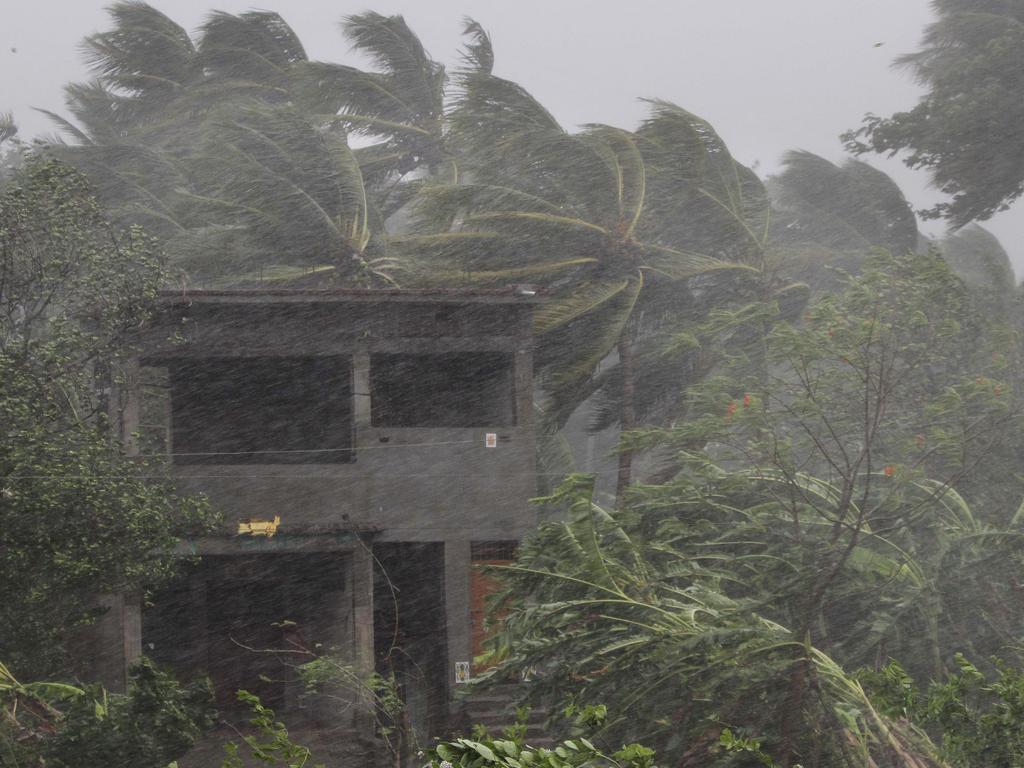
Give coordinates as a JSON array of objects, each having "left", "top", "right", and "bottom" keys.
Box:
[{"left": 5, "top": 0, "right": 1023, "bottom": 274}]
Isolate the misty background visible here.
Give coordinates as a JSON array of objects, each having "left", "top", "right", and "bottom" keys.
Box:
[{"left": 5, "top": 0, "right": 1023, "bottom": 274}]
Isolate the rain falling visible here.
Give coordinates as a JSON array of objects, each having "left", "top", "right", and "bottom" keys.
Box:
[{"left": 3, "top": 2, "right": 1024, "bottom": 767}]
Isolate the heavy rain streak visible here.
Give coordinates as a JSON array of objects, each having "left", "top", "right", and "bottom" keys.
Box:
[{"left": 4, "top": 1, "right": 1024, "bottom": 766}]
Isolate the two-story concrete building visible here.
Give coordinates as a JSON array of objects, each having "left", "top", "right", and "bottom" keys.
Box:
[{"left": 89, "top": 287, "right": 539, "bottom": 761}]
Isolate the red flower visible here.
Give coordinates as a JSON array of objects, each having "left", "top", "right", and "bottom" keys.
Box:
[
  {"left": 743, "top": 393, "right": 752, "bottom": 407},
  {"left": 883, "top": 465, "right": 895, "bottom": 477},
  {"left": 726, "top": 401, "right": 737, "bottom": 418}
]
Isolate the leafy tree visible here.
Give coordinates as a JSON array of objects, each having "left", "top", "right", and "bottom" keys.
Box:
[
  {"left": 861, "top": 655, "right": 1024, "bottom": 768},
  {"left": 0, "top": 659, "right": 214, "bottom": 765},
  {"left": 0, "top": 156, "right": 216, "bottom": 677},
  {"left": 479, "top": 252, "right": 1019, "bottom": 767},
  {"left": 425, "top": 726, "right": 656, "bottom": 768},
  {"left": 220, "top": 690, "right": 322, "bottom": 768},
  {"left": 1, "top": 658, "right": 215, "bottom": 768},
  {"left": 843, "top": 0, "right": 1024, "bottom": 227},
  {"left": 482, "top": 475, "right": 943, "bottom": 768}
]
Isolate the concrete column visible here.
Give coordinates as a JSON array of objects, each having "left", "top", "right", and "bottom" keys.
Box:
[
  {"left": 123, "top": 591, "right": 143, "bottom": 673},
  {"left": 351, "top": 540, "right": 376, "bottom": 734},
  {"left": 91, "top": 591, "right": 142, "bottom": 692},
  {"left": 514, "top": 347, "right": 534, "bottom": 431},
  {"left": 113, "top": 359, "right": 141, "bottom": 455},
  {"left": 352, "top": 348, "right": 372, "bottom": 433},
  {"left": 444, "top": 539, "right": 471, "bottom": 711}
]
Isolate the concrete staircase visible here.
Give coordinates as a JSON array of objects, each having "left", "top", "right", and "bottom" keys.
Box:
[{"left": 459, "top": 683, "right": 557, "bottom": 748}]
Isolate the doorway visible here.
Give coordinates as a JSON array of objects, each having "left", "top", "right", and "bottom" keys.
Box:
[{"left": 372, "top": 543, "right": 447, "bottom": 742}]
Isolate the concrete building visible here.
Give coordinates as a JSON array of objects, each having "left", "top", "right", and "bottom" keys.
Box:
[{"left": 92, "top": 287, "right": 539, "bottom": 761}]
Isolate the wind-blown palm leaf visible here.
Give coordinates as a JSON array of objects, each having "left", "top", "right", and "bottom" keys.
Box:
[
  {"left": 533, "top": 279, "right": 632, "bottom": 334},
  {"left": 769, "top": 150, "right": 918, "bottom": 257},
  {"left": 343, "top": 12, "right": 445, "bottom": 119},
  {"left": 637, "top": 100, "right": 771, "bottom": 261},
  {"left": 79, "top": 0, "right": 201, "bottom": 129},
  {"left": 0, "top": 113, "right": 17, "bottom": 145},
  {"left": 197, "top": 11, "right": 308, "bottom": 90},
  {"left": 459, "top": 17, "right": 494, "bottom": 74},
  {"left": 480, "top": 475, "right": 945, "bottom": 767},
  {"left": 940, "top": 224, "right": 1016, "bottom": 296},
  {"left": 177, "top": 105, "right": 379, "bottom": 282}
]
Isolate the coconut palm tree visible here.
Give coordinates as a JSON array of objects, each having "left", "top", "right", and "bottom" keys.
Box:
[
  {"left": 395, "top": 70, "right": 782, "bottom": 497},
  {"left": 300, "top": 15, "right": 495, "bottom": 221},
  {"left": 765, "top": 151, "right": 919, "bottom": 292},
  {"left": 171, "top": 104, "right": 391, "bottom": 286},
  {"left": 45, "top": 3, "right": 394, "bottom": 286}
]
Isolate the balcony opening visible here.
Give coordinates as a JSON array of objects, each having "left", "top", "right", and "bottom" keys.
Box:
[
  {"left": 369, "top": 352, "right": 516, "bottom": 428},
  {"left": 167, "top": 356, "right": 353, "bottom": 464},
  {"left": 143, "top": 554, "right": 350, "bottom": 715}
]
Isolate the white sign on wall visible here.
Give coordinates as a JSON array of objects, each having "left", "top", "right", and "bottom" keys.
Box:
[{"left": 454, "top": 661, "right": 470, "bottom": 683}]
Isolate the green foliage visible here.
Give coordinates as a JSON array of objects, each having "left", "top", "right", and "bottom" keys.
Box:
[
  {"left": 296, "top": 653, "right": 407, "bottom": 756},
  {"left": 719, "top": 729, "right": 786, "bottom": 768},
  {"left": 221, "top": 690, "right": 322, "bottom": 768},
  {"left": 476, "top": 252, "right": 1023, "bottom": 766},
  {"left": 860, "top": 656, "right": 1024, "bottom": 768},
  {"left": 1, "top": 657, "right": 215, "bottom": 768},
  {"left": 844, "top": 1, "right": 1024, "bottom": 226},
  {"left": 426, "top": 731, "right": 655, "bottom": 768},
  {"left": 0, "top": 157, "right": 217, "bottom": 677},
  {"left": 481, "top": 473, "right": 944, "bottom": 767},
  {"left": 769, "top": 150, "right": 918, "bottom": 257}
]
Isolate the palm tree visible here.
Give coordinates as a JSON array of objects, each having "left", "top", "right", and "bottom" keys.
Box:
[
  {"left": 939, "top": 224, "right": 1016, "bottom": 296},
  {"left": 766, "top": 151, "right": 919, "bottom": 290},
  {"left": 45, "top": 3, "right": 392, "bottom": 286},
  {"left": 397, "top": 70, "right": 776, "bottom": 497},
  {"left": 171, "top": 104, "right": 391, "bottom": 286},
  {"left": 300, "top": 15, "right": 494, "bottom": 221}
]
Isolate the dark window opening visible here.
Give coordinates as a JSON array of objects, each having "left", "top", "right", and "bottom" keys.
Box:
[
  {"left": 370, "top": 352, "right": 515, "bottom": 428},
  {"left": 169, "top": 356, "right": 353, "bottom": 464},
  {"left": 143, "top": 554, "right": 349, "bottom": 714}
]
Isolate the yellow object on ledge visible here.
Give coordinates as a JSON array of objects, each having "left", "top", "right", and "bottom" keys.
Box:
[{"left": 237, "top": 515, "right": 281, "bottom": 537}]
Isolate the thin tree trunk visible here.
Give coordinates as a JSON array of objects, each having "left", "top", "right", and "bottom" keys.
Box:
[{"left": 615, "top": 333, "right": 636, "bottom": 504}]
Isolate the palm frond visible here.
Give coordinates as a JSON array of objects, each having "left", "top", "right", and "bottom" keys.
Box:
[
  {"left": 460, "top": 17, "right": 494, "bottom": 74},
  {"left": 533, "top": 279, "right": 631, "bottom": 334}
]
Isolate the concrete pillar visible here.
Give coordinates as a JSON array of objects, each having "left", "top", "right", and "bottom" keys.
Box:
[
  {"left": 351, "top": 539, "right": 376, "bottom": 734},
  {"left": 113, "top": 359, "right": 141, "bottom": 455},
  {"left": 91, "top": 591, "right": 142, "bottom": 692},
  {"left": 444, "top": 539, "right": 471, "bottom": 712},
  {"left": 352, "top": 348, "right": 371, "bottom": 433},
  {"left": 514, "top": 347, "right": 533, "bottom": 431},
  {"left": 123, "top": 592, "right": 143, "bottom": 673}
]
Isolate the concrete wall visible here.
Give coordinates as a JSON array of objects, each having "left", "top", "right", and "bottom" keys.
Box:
[
  {"left": 123, "top": 293, "right": 538, "bottom": 737},
  {"left": 137, "top": 295, "right": 538, "bottom": 543}
]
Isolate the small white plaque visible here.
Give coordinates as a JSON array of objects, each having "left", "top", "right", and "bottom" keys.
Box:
[
  {"left": 484, "top": 433, "right": 497, "bottom": 448},
  {"left": 455, "top": 661, "right": 471, "bottom": 683}
]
